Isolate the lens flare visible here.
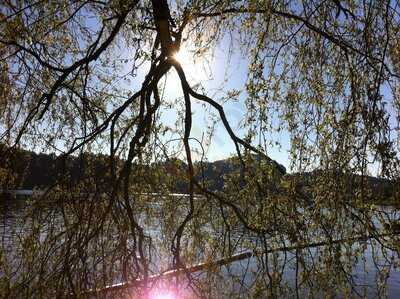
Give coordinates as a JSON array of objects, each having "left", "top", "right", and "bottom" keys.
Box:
[
  {"left": 149, "top": 288, "right": 177, "bottom": 299},
  {"left": 152, "top": 293, "right": 175, "bottom": 299}
]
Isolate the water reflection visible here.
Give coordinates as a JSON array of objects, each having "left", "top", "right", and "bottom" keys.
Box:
[{"left": 0, "top": 193, "right": 399, "bottom": 298}]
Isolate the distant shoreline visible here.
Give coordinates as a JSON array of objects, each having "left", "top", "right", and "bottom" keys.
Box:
[
  {"left": 0, "top": 189, "right": 44, "bottom": 196},
  {"left": 0, "top": 189, "right": 397, "bottom": 207}
]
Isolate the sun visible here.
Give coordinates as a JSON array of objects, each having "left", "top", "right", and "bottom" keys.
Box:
[
  {"left": 171, "top": 46, "right": 208, "bottom": 82},
  {"left": 174, "top": 49, "right": 188, "bottom": 64},
  {"left": 165, "top": 44, "right": 213, "bottom": 94},
  {"left": 173, "top": 47, "right": 189, "bottom": 65}
]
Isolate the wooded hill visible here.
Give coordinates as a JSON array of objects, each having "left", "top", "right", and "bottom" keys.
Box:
[{"left": 0, "top": 145, "right": 398, "bottom": 204}]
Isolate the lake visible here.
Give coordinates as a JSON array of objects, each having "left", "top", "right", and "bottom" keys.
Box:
[{"left": 0, "top": 193, "right": 399, "bottom": 298}]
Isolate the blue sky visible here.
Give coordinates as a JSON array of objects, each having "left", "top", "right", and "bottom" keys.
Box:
[{"left": 157, "top": 38, "right": 291, "bottom": 168}]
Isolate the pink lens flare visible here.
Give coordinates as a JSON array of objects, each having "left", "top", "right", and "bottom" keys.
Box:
[
  {"left": 148, "top": 287, "right": 178, "bottom": 299},
  {"left": 151, "top": 293, "right": 175, "bottom": 299}
]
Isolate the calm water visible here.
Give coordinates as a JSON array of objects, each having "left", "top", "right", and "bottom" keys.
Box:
[{"left": 1, "top": 194, "right": 399, "bottom": 298}]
